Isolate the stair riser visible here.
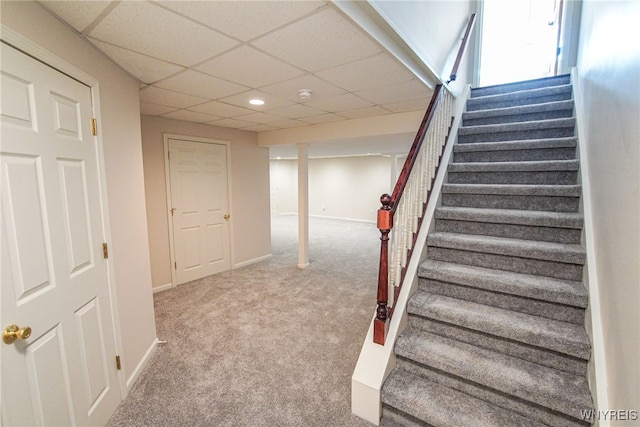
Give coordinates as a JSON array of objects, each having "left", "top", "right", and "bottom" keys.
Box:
[
  {"left": 447, "top": 170, "right": 578, "bottom": 185},
  {"left": 395, "top": 358, "right": 589, "bottom": 427},
  {"left": 435, "top": 219, "right": 581, "bottom": 244},
  {"left": 380, "top": 405, "right": 429, "bottom": 427},
  {"left": 442, "top": 193, "right": 580, "bottom": 213},
  {"left": 453, "top": 147, "right": 576, "bottom": 162},
  {"left": 467, "top": 92, "right": 572, "bottom": 111},
  {"left": 408, "top": 312, "right": 587, "bottom": 375},
  {"left": 463, "top": 109, "right": 573, "bottom": 127},
  {"left": 426, "top": 246, "right": 584, "bottom": 281},
  {"left": 458, "top": 127, "right": 574, "bottom": 143},
  {"left": 418, "top": 277, "right": 585, "bottom": 324},
  {"left": 471, "top": 76, "right": 571, "bottom": 97}
]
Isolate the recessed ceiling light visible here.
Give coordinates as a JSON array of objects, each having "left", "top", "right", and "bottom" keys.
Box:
[
  {"left": 249, "top": 99, "right": 265, "bottom": 106},
  {"left": 298, "top": 89, "right": 313, "bottom": 100}
]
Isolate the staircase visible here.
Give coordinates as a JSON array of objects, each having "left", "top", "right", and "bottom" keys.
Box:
[{"left": 380, "top": 75, "right": 595, "bottom": 427}]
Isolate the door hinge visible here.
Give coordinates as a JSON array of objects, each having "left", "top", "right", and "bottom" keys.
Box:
[
  {"left": 174, "top": 261, "right": 177, "bottom": 270},
  {"left": 91, "top": 118, "right": 98, "bottom": 136},
  {"left": 115, "top": 355, "right": 121, "bottom": 370},
  {"left": 102, "top": 243, "right": 109, "bottom": 259},
  {"left": 168, "top": 151, "right": 171, "bottom": 160}
]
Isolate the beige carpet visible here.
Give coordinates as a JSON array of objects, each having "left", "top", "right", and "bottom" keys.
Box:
[{"left": 106, "top": 215, "right": 378, "bottom": 427}]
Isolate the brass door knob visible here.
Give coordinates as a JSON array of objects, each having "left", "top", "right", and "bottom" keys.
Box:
[
  {"left": 224, "top": 214, "right": 230, "bottom": 220},
  {"left": 3, "top": 324, "right": 32, "bottom": 345}
]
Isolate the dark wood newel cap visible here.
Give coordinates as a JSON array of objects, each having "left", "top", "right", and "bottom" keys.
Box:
[{"left": 380, "top": 193, "right": 392, "bottom": 209}]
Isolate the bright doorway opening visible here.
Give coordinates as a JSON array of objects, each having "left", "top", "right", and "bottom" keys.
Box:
[{"left": 479, "top": 0, "right": 563, "bottom": 86}]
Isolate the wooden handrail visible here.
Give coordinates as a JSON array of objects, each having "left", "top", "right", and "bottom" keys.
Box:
[
  {"left": 373, "top": 85, "right": 446, "bottom": 344},
  {"left": 389, "top": 86, "right": 444, "bottom": 208},
  {"left": 373, "top": 13, "right": 477, "bottom": 345},
  {"left": 448, "top": 13, "right": 477, "bottom": 83}
]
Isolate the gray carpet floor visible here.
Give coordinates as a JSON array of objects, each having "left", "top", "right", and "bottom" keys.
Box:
[{"left": 106, "top": 215, "right": 377, "bottom": 427}]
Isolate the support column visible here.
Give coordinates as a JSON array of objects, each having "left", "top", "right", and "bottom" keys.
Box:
[{"left": 297, "top": 143, "right": 309, "bottom": 269}]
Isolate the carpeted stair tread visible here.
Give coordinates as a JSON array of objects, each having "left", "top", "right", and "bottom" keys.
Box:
[
  {"left": 458, "top": 117, "right": 575, "bottom": 137},
  {"left": 427, "top": 232, "right": 585, "bottom": 265},
  {"left": 379, "top": 408, "right": 418, "bottom": 427},
  {"left": 462, "top": 100, "right": 574, "bottom": 124},
  {"left": 419, "top": 259, "right": 588, "bottom": 308},
  {"left": 467, "top": 84, "right": 572, "bottom": 107},
  {"left": 470, "top": 74, "right": 570, "bottom": 98},
  {"left": 442, "top": 183, "right": 582, "bottom": 197},
  {"left": 435, "top": 206, "right": 583, "bottom": 229},
  {"left": 454, "top": 137, "right": 577, "bottom": 153},
  {"left": 382, "top": 369, "right": 540, "bottom": 427},
  {"left": 395, "top": 328, "right": 594, "bottom": 420},
  {"left": 448, "top": 159, "right": 579, "bottom": 172},
  {"left": 407, "top": 291, "right": 590, "bottom": 359}
]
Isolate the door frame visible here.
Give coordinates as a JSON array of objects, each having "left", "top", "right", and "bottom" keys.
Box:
[
  {"left": 0, "top": 25, "right": 127, "bottom": 398},
  {"left": 163, "top": 133, "right": 233, "bottom": 288}
]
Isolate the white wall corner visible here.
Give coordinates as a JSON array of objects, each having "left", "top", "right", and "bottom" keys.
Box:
[{"left": 570, "top": 68, "right": 610, "bottom": 424}]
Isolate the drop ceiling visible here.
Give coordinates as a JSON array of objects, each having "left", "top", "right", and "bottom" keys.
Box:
[{"left": 38, "top": 0, "right": 432, "bottom": 136}]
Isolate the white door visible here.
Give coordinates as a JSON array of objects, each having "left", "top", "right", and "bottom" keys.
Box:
[
  {"left": 1, "top": 43, "right": 121, "bottom": 426},
  {"left": 168, "top": 139, "right": 231, "bottom": 285}
]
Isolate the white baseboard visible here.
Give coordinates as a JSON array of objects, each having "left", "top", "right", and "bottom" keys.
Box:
[
  {"left": 125, "top": 339, "right": 157, "bottom": 391},
  {"left": 152, "top": 282, "right": 173, "bottom": 294},
  {"left": 233, "top": 254, "right": 272, "bottom": 269}
]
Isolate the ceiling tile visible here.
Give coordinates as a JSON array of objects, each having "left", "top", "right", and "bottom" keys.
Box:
[
  {"left": 188, "top": 101, "right": 254, "bottom": 118},
  {"left": 305, "top": 93, "right": 373, "bottom": 112},
  {"left": 241, "top": 124, "right": 278, "bottom": 132},
  {"left": 162, "top": 110, "right": 222, "bottom": 123},
  {"left": 269, "top": 119, "right": 308, "bottom": 129},
  {"left": 39, "top": 1, "right": 113, "bottom": 33},
  {"left": 155, "top": 70, "right": 248, "bottom": 99},
  {"left": 196, "top": 46, "right": 305, "bottom": 88},
  {"left": 89, "top": 38, "right": 184, "bottom": 84},
  {"left": 316, "top": 53, "right": 415, "bottom": 92},
  {"left": 260, "top": 74, "right": 346, "bottom": 103},
  {"left": 300, "top": 113, "right": 347, "bottom": 125},
  {"left": 89, "top": 1, "right": 239, "bottom": 66},
  {"left": 207, "top": 118, "right": 256, "bottom": 129},
  {"left": 139, "top": 86, "right": 208, "bottom": 109},
  {"left": 160, "top": 1, "right": 327, "bottom": 41},
  {"left": 267, "top": 104, "right": 327, "bottom": 119},
  {"left": 340, "top": 106, "right": 392, "bottom": 120},
  {"left": 140, "top": 102, "right": 178, "bottom": 116},
  {"left": 252, "top": 8, "right": 381, "bottom": 72},
  {"left": 356, "top": 79, "right": 431, "bottom": 105},
  {"left": 237, "top": 112, "right": 287, "bottom": 125},
  {"left": 383, "top": 98, "right": 431, "bottom": 113}
]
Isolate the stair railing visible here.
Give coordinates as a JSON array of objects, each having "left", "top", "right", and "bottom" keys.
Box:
[{"left": 373, "top": 13, "right": 476, "bottom": 345}]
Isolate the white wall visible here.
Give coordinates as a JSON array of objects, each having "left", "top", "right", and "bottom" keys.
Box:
[
  {"left": 141, "top": 115, "right": 271, "bottom": 289},
  {"left": 270, "top": 159, "right": 298, "bottom": 214},
  {"left": 576, "top": 0, "right": 640, "bottom": 418},
  {"left": 271, "top": 155, "right": 392, "bottom": 222},
  {"left": 1, "top": 1, "right": 157, "bottom": 386},
  {"left": 370, "top": 0, "right": 477, "bottom": 83}
]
